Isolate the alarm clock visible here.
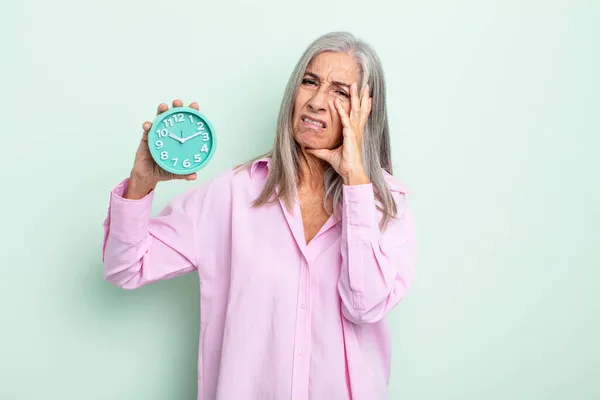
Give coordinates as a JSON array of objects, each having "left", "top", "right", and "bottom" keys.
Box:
[{"left": 148, "top": 106, "right": 216, "bottom": 175}]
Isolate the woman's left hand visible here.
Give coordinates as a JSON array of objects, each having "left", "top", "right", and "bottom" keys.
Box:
[{"left": 307, "top": 82, "right": 372, "bottom": 185}]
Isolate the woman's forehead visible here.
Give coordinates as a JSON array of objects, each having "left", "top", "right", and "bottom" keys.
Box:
[{"left": 306, "top": 52, "right": 361, "bottom": 83}]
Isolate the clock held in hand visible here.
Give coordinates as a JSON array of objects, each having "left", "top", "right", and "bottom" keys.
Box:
[{"left": 148, "top": 106, "right": 216, "bottom": 175}]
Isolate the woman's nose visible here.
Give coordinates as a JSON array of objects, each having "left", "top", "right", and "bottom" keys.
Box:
[{"left": 308, "top": 89, "right": 329, "bottom": 112}]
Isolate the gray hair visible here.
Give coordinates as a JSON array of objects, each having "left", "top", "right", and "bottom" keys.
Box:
[{"left": 236, "top": 31, "right": 398, "bottom": 230}]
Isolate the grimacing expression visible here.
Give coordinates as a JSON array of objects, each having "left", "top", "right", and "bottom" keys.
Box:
[{"left": 292, "top": 51, "right": 361, "bottom": 151}]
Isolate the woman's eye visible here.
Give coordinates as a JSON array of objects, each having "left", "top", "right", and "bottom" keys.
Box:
[
  {"left": 336, "top": 90, "right": 349, "bottom": 98},
  {"left": 302, "top": 78, "right": 317, "bottom": 86}
]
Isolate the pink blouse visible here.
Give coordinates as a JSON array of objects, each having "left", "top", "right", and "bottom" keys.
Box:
[{"left": 101, "top": 157, "right": 416, "bottom": 400}]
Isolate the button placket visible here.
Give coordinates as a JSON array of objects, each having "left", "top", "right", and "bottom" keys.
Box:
[{"left": 290, "top": 258, "right": 312, "bottom": 399}]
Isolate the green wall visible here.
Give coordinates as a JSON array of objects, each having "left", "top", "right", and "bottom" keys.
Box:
[{"left": 2, "top": 0, "right": 598, "bottom": 398}]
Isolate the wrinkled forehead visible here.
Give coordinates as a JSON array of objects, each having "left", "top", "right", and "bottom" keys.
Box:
[{"left": 305, "top": 51, "right": 362, "bottom": 85}]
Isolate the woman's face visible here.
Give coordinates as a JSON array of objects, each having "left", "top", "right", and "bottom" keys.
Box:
[{"left": 292, "top": 51, "right": 361, "bottom": 151}]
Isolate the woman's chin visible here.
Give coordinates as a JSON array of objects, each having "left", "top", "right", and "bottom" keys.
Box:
[
  {"left": 297, "top": 136, "right": 332, "bottom": 151},
  {"left": 301, "top": 143, "right": 325, "bottom": 152}
]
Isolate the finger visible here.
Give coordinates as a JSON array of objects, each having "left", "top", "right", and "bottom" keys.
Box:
[
  {"left": 359, "top": 84, "right": 368, "bottom": 117},
  {"left": 330, "top": 98, "right": 348, "bottom": 135},
  {"left": 350, "top": 82, "right": 360, "bottom": 119},
  {"left": 172, "top": 172, "right": 197, "bottom": 181},
  {"left": 172, "top": 98, "right": 183, "bottom": 108},
  {"left": 342, "top": 126, "right": 352, "bottom": 139},
  {"left": 141, "top": 121, "right": 152, "bottom": 141},
  {"left": 189, "top": 101, "right": 199, "bottom": 111},
  {"left": 359, "top": 84, "right": 371, "bottom": 129},
  {"left": 334, "top": 98, "right": 352, "bottom": 129},
  {"left": 328, "top": 99, "right": 338, "bottom": 120},
  {"left": 157, "top": 103, "right": 168, "bottom": 115}
]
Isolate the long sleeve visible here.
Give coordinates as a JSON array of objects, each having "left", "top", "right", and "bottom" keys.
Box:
[
  {"left": 337, "top": 182, "right": 416, "bottom": 324},
  {"left": 101, "top": 178, "right": 202, "bottom": 290}
]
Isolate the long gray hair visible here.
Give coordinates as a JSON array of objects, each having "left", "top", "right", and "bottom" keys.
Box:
[{"left": 236, "top": 31, "right": 398, "bottom": 230}]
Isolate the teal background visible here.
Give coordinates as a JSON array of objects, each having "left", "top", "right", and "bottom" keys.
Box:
[{"left": 1, "top": 0, "right": 598, "bottom": 399}]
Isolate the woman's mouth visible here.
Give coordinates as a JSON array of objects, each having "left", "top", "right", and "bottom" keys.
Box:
[{"left": 301, "top": 115, "right": 326, "bottom": 130}]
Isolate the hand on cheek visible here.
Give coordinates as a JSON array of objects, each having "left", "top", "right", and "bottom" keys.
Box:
[{"left": 306, "top": 83, "right": 372, "bottom": 185}]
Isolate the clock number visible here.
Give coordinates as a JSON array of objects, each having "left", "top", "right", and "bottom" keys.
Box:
[
  {"left": 164, "top": 118, "right": 174, "bottom": 128},
  {"left": 196, "top": 121, "right": 204, "bottom": 131},
  {"left": 155, "top": 140, "right": 163, "bottom": 149},
  {"left": 200, "top": 144, "right": 209, "bottom": 153},
  {"left": 183, "top": 159, "right": 191, "bottom": 168},
  {"left": 175, "top": 113, "right": 184, "bottom": 123},
  {"left": 156, "top": 128, "right": 168, "bottom": 137},
  {"left": 172, "top": 158, "right": 178, "bottom": 166},
  {"left": 202, "top": 133, "right": 209, "bottom": 141},
  {"left": 188, "top": 115, "right": 194, "bottom": 124},
  {"left": 160, "top": 151, "right": 169, "bottom": 160},
  {"left": 194, "top": 154, "right": 202, "bottom": 163}
]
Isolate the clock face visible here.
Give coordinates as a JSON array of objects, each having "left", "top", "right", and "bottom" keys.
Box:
[{"left": 148, "top": 107, "right": 216, "bottom": 175}]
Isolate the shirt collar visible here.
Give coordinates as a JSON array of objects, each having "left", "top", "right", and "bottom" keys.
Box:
[{"left": 249, "top": 156, "right": 272, "bottom": 179}]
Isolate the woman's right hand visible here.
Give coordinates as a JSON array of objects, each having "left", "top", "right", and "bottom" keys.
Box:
[{"left": 125, "top": 99, "right": 199, "bottom": 199}]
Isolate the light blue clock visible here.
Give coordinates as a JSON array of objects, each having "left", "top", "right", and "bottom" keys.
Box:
[{"left": 148, "top": 106, "right": 216, "bottom": 175}]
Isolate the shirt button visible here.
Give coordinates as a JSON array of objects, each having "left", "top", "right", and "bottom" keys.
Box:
[
  {"left": 298, "top": 349, "right": 306, "bottom": 355},
  {"left": 300, "top": 303, "right": 306, "bottom": 310},
  {"left": 350, "top": 203, "right": 357, "bottom": 210}
]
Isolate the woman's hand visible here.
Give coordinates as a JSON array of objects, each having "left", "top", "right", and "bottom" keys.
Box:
[{"left": 307, "top": 83, "right": 372, "bottom": 185}]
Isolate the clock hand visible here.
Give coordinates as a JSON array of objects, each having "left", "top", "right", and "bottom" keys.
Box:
[
  {"left": 181, "top": 131, "right": 202, "bottom": 143},
  {"left": 168, "top": 132, "right": 185, "bottom": 143}
]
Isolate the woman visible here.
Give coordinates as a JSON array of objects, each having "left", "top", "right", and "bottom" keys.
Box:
[{"left": 102, "top": 31, "right": 416, "bottom": 400}]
